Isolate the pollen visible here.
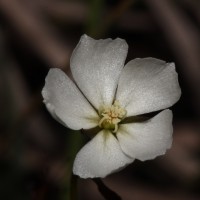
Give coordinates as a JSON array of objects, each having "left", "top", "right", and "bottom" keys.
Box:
[{"left": 98, "top": 100, "right": 127, "bottom": 133}]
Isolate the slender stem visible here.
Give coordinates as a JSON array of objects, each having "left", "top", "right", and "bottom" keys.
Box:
[
  {"left": 86, "top": 0, "right": 105, "bottom": 37},
  {"left": 69, "top": 174, "right": 78, "bottom": 200},
  {"left": 61, "top": 131, "right": 84, "bottom": 200},
  {"left": 93, "top": 0, "right": 135, "bottom": 38}
]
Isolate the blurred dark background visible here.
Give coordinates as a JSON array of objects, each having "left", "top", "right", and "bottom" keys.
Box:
[{"left": 0, "top": 0, "right": 200, "bottom": 199}]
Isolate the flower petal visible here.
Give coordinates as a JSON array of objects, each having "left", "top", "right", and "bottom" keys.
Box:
[
  {"left": 70, "top": 34, "right": 128, "bottom": 110},
  {"left": 42, "top": 68, "right": 99, "bottom": 130},
  {"left": 117, "top": 109, "right": 173, "bottom": 161},
  {"left": 73, "top": 130, "right": 133, "bottom": 178},
  {"left": 116, "top": 58, "right": 181, "bottom": 116}
]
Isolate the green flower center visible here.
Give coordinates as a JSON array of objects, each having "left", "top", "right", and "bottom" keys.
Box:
[{"left": 98, "top": 100, "right": 127, "bottom": 133}]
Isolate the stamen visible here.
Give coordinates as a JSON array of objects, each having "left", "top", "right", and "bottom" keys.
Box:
[
  {"left": 98, "top": 100, "right": 126, "bottom": 133},
  {"left": 98, "top": 116, "right": 106, "bottom": 128},
  {"left": 113, "top": 123, "right": 118, "bottom": 133}
]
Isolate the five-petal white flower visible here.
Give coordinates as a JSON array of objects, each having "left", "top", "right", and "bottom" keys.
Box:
[{"left": 42, "top": 34, "right": 181, "bottom": 179}]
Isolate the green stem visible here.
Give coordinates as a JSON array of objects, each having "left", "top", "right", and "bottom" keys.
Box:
[
  {"left": 86, "top": 0, "right": 105, "bottom": 37},
  {"left": 69, "top": 174, "right": 78, "bottom": 200},
  {"left": 61, "top": 131, "right": 84, "bottom": 200},
  {"left": 92, "top": 0, "right": 135, "bottom": 38}
]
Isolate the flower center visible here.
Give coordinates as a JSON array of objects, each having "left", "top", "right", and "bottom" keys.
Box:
[{"left": 98, "top": 100, "right": 127, "bottom": 133}]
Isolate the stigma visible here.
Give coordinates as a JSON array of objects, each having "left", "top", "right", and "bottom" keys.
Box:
[{"left": 98, "top": 100, "right": 127, "bottom": 133}]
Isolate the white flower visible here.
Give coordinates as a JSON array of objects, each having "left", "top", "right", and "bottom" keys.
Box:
[{"left": 42, "top": 34, "right": 181, "bottom": 179}]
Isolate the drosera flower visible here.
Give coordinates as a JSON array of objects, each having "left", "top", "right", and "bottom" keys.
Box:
[{"left": 42, "top": 34, "right": 181, "bottom": 179}]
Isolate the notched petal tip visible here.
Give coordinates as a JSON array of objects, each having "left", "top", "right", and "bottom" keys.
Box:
[
  {"left": 79, "top": 34, "right": 93, "bottom": 44},
  {"left": 42, "top": 68, "right": 63, "bottom": 103},
  {"left": 166, "top": 61, "right": 182, "bottom": 99},
  {"left": 115, "top": 38, "right": 128, "bottom": 54},
  {"left": 163, "top": 62, "right": 182, "bottom": 107},
  {"left": 79, "top": 33, "right": 128, "bottom": 50}
]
